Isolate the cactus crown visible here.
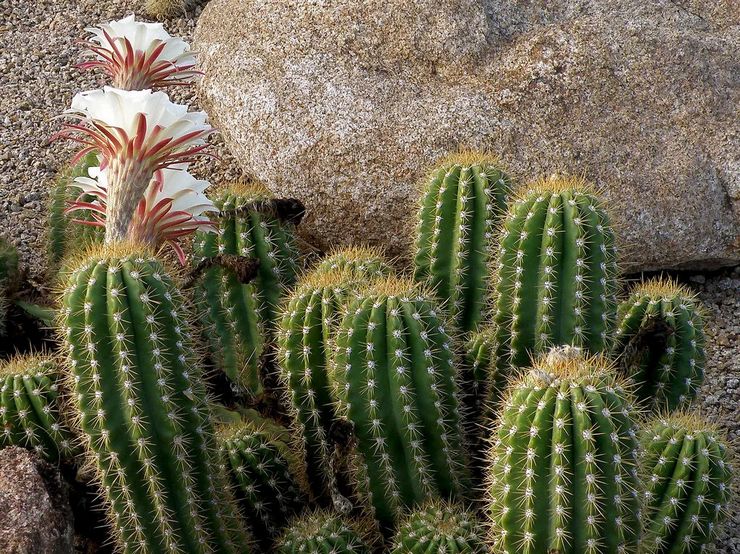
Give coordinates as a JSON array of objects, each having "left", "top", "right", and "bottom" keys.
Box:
[
  {"left": 391, "top": 500, "right": 486, "bottom": 553},
  {"left": 277, "top": 510, "right": 373, "bottom": 554},
  {"left": 314, "top": 245, "right": 393, "bottom": 279},
  {"left": 640, "top": 412, "right": 733, "bottom": 554}
]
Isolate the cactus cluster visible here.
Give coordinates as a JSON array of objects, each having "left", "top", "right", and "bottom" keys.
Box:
[
  {"left": 640, "top": 414, "right": 732, "bottom": 554},
  {"left": 332, "top": 277, "right": 470, "bottom": 528},
  {"left": 0, "top": 354, "right": 76, "bottom": 462},
  {"left": 487, "top": 350, "right": 641, "bottom": 554},
  {"left": 490, "top": 177, "right": 619, "bottom": 372},
  {"left": 61, "top": 244, "right": 249, "bottom": 553},
  {"left": 413, "top": 152, "right": 510, "bottom": 333},
  {"left": 193, "top": 181, "right": 300, "bottom": 396},
  {"left": 218, "top": 412, "right": 306, "bottom": 546},
  {"left": 277, "top": 510, "right": 371, "bottom": 554},
  {"left": 613, "top": 279, "right": 705, "bottom": 412},
  {"left": 391, "top": 501, "right": 486, "bottom": 553}
]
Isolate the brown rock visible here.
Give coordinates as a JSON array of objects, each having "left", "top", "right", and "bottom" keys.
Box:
[
  {"left": 195, "top": 0, "right": 739, "bottom": 270},
  {"left": 0, "top": 447, "right": 74, "bottom": 554}
]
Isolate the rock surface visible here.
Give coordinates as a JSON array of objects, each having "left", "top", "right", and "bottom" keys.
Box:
[
  {"left": 0, "top": 447, "right": 74, "bottom": 554},
  {"left": 195, "top": 0, "right": 739, "bottom": 270}
]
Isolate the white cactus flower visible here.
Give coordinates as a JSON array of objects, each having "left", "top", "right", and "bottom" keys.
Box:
[{"left": 80, "top": 14, "right": 198, "bottom": 90}]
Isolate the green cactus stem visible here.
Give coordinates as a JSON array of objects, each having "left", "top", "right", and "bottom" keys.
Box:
[
  {"left": 490, "top": 177, "right": 619, "bottom": 372},
  {"left": 61, "top": 243, "right": 250, "bottom": 554},
  {"left": 391, "top": 500, "right": 486, "bottom": 553},
  {"left": 276, "top": 510, "right": 372, "bottom": 554},
  {"left": 218, "top": 412, "right": 307, "bottom": 547},
  {"left": 613, "top": 278, "right": 705, "bottom": 412},
  {"left": 193, "top": 181, "right": 300, "bottom": 396},
  {"left": 413, "top": 152, "right": 510, "bottom": 333},
  {"left": 47, "top": 151, "right": 103, "bottom": 268},
  {"left": 0, "top": 237, "right": 19, "bottom": 337},
  {"left": 332, "top": 277, "right": 470, "bottom": 529},
  {"left": 487, "top": 349, "right": 641, "bottom": 554},
  {"left": 640, "top": 413, "right": 733, "bottom": 554},
  {"left": 0, "top": 354, "right": 77, "bottom": 463}
]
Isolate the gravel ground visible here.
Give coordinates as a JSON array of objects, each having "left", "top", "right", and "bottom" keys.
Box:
[{"left": 0, "top": 0, "right": 738, "bottom": 551}]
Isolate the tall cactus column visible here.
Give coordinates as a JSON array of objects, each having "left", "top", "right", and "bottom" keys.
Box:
[
  {"left": 61, "top": 245, "right": 249, "bottom": 554},
  {"left": 193, "top": 182, "right": 300, "bottom": 396},
  {"left": 332, "top": 277, "right": 470, "bottom": 529},
  {"left": 413, "top": 153, "right": 510, "bottom": 333},
  {"left": 490, "top": 177, "right": 619, "bottom": 372}
]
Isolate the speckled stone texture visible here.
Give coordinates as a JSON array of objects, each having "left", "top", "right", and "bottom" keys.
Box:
[
  {"left": 195, "top": 0, "right": 739, "bottom": 271},
  {"left": 0, "top": 447, "right": 74, "bottom": 554}
]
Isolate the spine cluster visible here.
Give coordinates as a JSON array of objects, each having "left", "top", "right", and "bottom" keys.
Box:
[
  {"left": 391, "top": 501, "right": 486, "bottom": 553},
  {"left": 277, "top": 510, "right": 371, "bottom": 554}
]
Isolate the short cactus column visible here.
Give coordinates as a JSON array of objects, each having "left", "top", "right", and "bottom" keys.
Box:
[
  {"left": 61, "top": 244, "right": 250, "bottom": 554},
  {"left": 413, "top": 153, "right": 510, "bottom": 333},
  {"left": 314, "top": 246, "right": 393, "bottom": 279},
  {"left": 218, "top": 414, "right": 307, "bottom": 547},
  {"left": 490, "top": 177, "right": 618, "bottom": 372},
  {"left": 276, "top": 510, "right": 372, "bottom": 554},
  {"left": 486, "top": 350, "right": 641, "bottom": 554},
  {"left": 0, "top": 354, "right": 77, "bottom": 463},
  {"left": 640, "top": 414, "right": 733, "bottom": 554},
  {"left": 613, "top": 279, "right": 705, "bottom": 412},
  {"left": 193, "top": 181, "right": 300, "bottom": 396},
  {"left": 391, "top": 501, "right": 486, "bottom": 553},
  {"left": 332, "top": 277, "right": 470, "bottom": 528}
]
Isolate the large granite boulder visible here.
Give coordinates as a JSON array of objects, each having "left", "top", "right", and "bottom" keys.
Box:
[
  {"left": 194, "top": 0, "right": 739, "bottom": 270},
  {"left": 0, "top": 447, "right": 74, "bottom": 554}
]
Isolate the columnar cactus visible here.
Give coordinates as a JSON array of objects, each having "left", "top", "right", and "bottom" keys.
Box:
[
  {"left": 278, "top": 269, "right": 359, "bottom": 500},
  {"left": 61, "top": 244, "right": 250, "bottom": 554},
  {"left": 0, "top": 354, "right": 76, "bottom": 462},
  {"left": 218, "top": 414, "right": 306, "bottom": 546},
  {"left": 613, "top": 279, "right": 705, "bottom": 412},
  {"left": 332, "top": 277, "right": 470, "bottom": 528},
  {"left": 193, "top": 181, "right": 300, "bottom": 395},
  {"left": 487, "top": 350, "right": 641, "bottom": 554},
  {"left": 47, "top": 152, "right": 103, "bottom": 267},
  {"left": 490, "top": 177, "right": 619, "bottom": 372},
  {"left": 413, "top": 152, "right": 510, "bottom": 333},
  {"left": 640, "top": 414, "right": 733, "bottom": 554},
  {"left": 277, "top": 510, "right": 371, "bottom": 554},
  {"left": 314, "top": 246, "right": 393, "bottom": 279},
  {"left": 391, "top": 501, "right": 486, "bottom": 553},
  {"left": 463, "top": 328, "right": 510, "bottom": 418}
]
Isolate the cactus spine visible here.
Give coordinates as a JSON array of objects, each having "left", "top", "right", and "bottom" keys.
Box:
[
  {"left": 413, "top": 153, "right": 510, "bottom": 333},
  {"left": 278, "top": 249, "right": 392, "bottom": 500},
  {"left": 193, "top": 181, "right": 300, "bottom": 395},
  {"left": 640, "top": 414, "right": 733, "bottom": 554},
  {"left": 61, "top": 244, "right": 249, "bottom": 554},
  {"left": 613, "top": 279, "right": 705, "bottom": 412},
  {"left": 332, "top": 277, "right": 470, "bottom": 528},
  {"left": 490, "top": 177, "right": 618, "bottom": 372},
  {"left": 391, "top": 501, "right": 486, "bottom": 553},
  {"left": 0, "top": 354, "right": 76, "bottom": 462},
  {"left": 277, "top": 510, "right": 371, "bottom": 554},
  {"left": 487, "top": 350, "right": 641, "bottom": 554},
  {"left": 218, "top": 413, "right": 306, "bottom": 546}
]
